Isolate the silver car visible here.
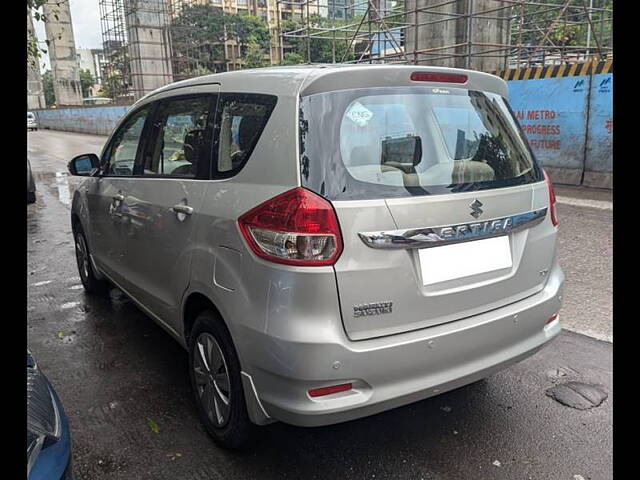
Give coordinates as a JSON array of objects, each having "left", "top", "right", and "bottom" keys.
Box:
[
  {"left": 28, "top": 111, "right": 38, "bottom": 131},
  {"left": 68, "top": 65, "right": 564, "bottom": 448}
]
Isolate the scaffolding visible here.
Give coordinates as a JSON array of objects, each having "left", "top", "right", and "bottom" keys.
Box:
[
  {"left": 100, "top": 0, "right": 174, "bottom": 102},
  {"left": 166, "top": 0, "right": 305, "bottom": 78},
  {"left": 99, "top": 0, "right": 134, "bottom": 102},
  {"left": 98, "top": 0, "right": 612, "bottom": 103},
  {"left": 99, "top": 0, "right": 301, "bottom": 101},
  {"left": 276, "top": 0, "right": 613, "bottom": 72}
]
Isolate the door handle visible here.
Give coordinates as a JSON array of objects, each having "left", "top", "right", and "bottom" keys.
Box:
[
  {"left": 172, "top": 204, "right": 194, "bottom": 216},
  {"left": 109, "top": 192, "right": 125, "bottom": 216}
]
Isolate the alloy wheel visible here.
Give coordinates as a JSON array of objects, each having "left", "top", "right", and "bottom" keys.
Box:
[
  {"left": 193, "top": 333, "right": 231, "bottom": 427},
  {"left": 75, "top": 233, "right": 90, "bottom": 284}
]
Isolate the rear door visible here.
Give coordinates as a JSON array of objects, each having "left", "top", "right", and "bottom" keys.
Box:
[
  {"left": 300, "top": 86, "right": 556, "bottom": 340},
  {"left": 120, "top": 91, "right": 218, "bottom": 328}
]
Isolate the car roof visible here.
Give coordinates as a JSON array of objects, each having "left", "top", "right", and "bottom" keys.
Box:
[{"left": 137, "top": 64, "right": 508, "bottom": 106}]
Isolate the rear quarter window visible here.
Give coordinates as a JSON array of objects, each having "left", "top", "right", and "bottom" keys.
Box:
[{"left": 213, "top": 93, "right": 277, "bottom": 179}]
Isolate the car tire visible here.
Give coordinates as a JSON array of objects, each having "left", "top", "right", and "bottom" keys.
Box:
[
  {"left": 27, "top": 190, "right": 36, "bottom": 204},
  {"left": 74, "top": 228, "right": 109, "bottom": 294},
  {"left": 188, "top": 311, "right": 253, "bottom": 450}
]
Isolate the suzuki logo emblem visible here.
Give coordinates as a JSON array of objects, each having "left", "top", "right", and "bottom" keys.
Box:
[{"left": 469, "top": 199, "right": 483, "bottom": 218}]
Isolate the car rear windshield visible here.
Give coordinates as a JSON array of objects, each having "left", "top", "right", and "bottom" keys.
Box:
[{"left": 299, "top": 86, "right": 542, "bottom": 200}]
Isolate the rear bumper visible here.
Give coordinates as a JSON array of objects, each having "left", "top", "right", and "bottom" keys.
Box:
[{"left": 243, "top": 263, "right": 564, "bottom": 427}]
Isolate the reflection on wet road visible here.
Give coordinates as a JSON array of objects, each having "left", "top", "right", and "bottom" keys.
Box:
[
  {"left": 55, "top": 171, "right": 71, "bottom": 206},
  {"left": 27, "top": 130, "right": 612, "bottom": 480}
]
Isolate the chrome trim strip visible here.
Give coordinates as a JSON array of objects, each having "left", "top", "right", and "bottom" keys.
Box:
[{"left": 358, "top": 208, "right": 548, "bottom": 249}]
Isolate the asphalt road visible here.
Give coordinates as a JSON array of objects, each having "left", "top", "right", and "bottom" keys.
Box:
[{"left": 27, "top": 130, "right": 612, "bottom": 480}]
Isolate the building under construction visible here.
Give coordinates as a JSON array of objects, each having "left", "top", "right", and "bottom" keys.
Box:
[
  {"left": 98, "top": 0, "right": 612, "bottom": 102},
  {"left": 99, "top": 0, "right": 310, "bottom": 100},
  {"left": 278, "top": 0, "right": 613, "bottom": 72}
]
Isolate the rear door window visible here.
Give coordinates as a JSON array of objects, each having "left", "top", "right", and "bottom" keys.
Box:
[
  {"left": 300, "top": 87, "right": 542, "bottom": 200},
  {"left": 142, "top": 95, "right": 215, "bottom": 179}
]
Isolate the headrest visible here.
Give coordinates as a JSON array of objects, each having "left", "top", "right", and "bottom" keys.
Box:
[
  {"left": 183, "top": 129, "right": 205, "bottom": 164},
  {"left": 238, "top": 116, "right": 263, "bottom": 151}
]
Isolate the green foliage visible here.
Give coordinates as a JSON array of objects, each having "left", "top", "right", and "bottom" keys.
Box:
[
  {"left": 243, "top": 41, "right": 268, "bottom": 69},
  {"left": 79, "top": 69, "right": 95, "bottom": 98},
  {"left": 97, "top": 73, "right": 124, "bottom": 100},
  {"left": 281, "top": 15, "right": 355, "bottom": 63},
  {"left": 42, "top": 70, "right": 55, "bottom": 107},
  {"left": 281, "top": 52, "right": 305, "bottom": 66},
  {"left": 231, "top": 15, "right": 271, "bottom": 50},
  {"left": 27, "top": 1, "right": 61, "bottom": 69},
  {"left": 170, "top": 4, "right": 271, "bottom": 76},
  {"left": 518, "top": 0, "right": 612, "bottom": 50}
]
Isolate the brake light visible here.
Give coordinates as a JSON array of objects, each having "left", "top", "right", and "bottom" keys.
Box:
[
  {"left": 410, "top": 72, "right": 468, "bottom": 83},
  {"left": 543, "top": 169, "right": 559, "bottom": 227},
  {"left": 308, "top": 383, "right": 352, "bottom": 397},
  {"left": 237, "top": 187, "right": 343, "bottom": 266}
]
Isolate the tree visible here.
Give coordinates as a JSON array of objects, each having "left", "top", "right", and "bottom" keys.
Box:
[
  {"left": 170, "top": 4, "right": 271, "bottom": 76},
  {"left": 79, "top": 69, "right": 94, "bottom": 98},
  {"left": 281, "top": 52, "right": 305, "bottom": 65},
  {"left": 97, "top": 73, "right": 123, "bottom": 100},
  {"left": 281, "top": 15, "right": 355, "bottom": 64},
  {"left": 27, "top": 1, "right": 62, "bottom": 69},
  {"left": 242, "top": 41, "right": 268, "bottom": 69},
  {"left": 518, "top": 0, "right": 613, "bottom": 56},
  {"left": 42, "top": 70, "right": 55, "bottom": 106}
]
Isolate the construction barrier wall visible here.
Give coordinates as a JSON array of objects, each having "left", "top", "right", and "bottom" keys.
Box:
[
  {"left": 34, "top": 105, "right": 131, "bottom": 136},
  {"left": 500, "top": 59, "right": 613, "bottom": 189}
]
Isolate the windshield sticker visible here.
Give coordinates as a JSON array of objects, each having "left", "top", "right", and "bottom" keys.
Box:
[{"left": 346, "top": 102, "right": 374, "bottom": 127}]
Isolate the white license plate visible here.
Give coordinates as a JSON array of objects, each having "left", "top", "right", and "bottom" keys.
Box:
[{"left": 419, "top": 235, "right": 512, "bottom": 285}]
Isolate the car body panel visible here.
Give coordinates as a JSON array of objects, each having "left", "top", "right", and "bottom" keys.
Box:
[
  {"left": 334, "top": 182, "right": 556, "bottom": 340},
  {"left": 27, "top": 351, "right": 73, "bottom": 480},
  {"left": 86, "top": 177, "right": 137, "bottom": 286},
  {"left": 122, "top": 177, "right": 209, "bottom": 329},
  {"left": 28, "top": 388, "right": 72, "bottom": 480}
]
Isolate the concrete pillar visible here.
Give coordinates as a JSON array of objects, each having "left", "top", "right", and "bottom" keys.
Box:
[
  {"left": 124, "top": 0, "right": 174, "bottom": 100},
  {"left": 27, "top": 9, "right": 46, "bottom": 109},
  {"left": 43, "top": 2, "right": 83, "bottom": 105},
  {"left": 405, "top": 0, "right": 507, "bottom": 72}
]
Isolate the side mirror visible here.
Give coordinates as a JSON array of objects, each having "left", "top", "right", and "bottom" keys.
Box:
[{"left": 68, "top": 154, "right": 100, "bottom": 177}]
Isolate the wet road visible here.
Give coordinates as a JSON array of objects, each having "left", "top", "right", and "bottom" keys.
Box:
[{"left": 28, "top": 130, "right": 612, "bottom": 480}]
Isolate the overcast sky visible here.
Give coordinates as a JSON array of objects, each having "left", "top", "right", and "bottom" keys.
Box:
[{"left": 33, "top": 0, "right": 102, "bottom": 72}]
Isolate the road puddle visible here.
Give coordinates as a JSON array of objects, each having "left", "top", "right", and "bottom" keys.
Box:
[{"left": 55, "top": 171, "right": 71, "bottom": 206}]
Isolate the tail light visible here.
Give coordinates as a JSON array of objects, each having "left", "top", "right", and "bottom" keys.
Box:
[
  {"left": 237, "top": 187, "right": 343, "bottom": 266},
  {"left": 543, "top": 169, "right": 559, "bottom": 227},
  {"left": 546, "top": 313, "right": 559, "bottom": 325}
]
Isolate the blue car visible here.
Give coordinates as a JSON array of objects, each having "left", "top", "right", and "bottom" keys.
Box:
[{"left": 27, "top": 350, "right": 73, "bottom": 480}]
